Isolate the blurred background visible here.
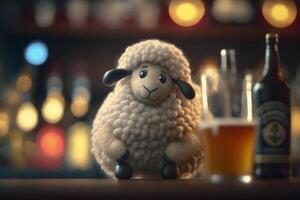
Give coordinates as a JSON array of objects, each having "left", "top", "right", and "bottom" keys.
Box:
[{"left": 0, "top": 0, "right": 300, "bottom": 178}]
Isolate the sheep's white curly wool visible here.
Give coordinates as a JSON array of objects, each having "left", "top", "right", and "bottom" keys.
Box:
[
  {"left": 92, "top": 40, "right": 203, "bottom": 178},
  {"left": 117, "top": 40, "right": 191, "bottom": 81}
]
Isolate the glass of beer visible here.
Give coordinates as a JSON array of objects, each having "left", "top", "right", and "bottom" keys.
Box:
[{"left": 199, "top": 49, "right": 256, "bottom": 181}]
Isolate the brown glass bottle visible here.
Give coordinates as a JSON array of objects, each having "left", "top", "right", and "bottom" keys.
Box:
[{"left": 254, "top": 33, "right": 290, "bottom": 178}]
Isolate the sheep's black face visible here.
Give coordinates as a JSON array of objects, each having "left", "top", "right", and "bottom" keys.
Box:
[{"left": 131, "top": 63, "right": 173, "bottom": 105}]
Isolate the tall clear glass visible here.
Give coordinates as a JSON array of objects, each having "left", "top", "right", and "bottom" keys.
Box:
[{"left": 199, "top": 49, "right": 256, "bottom": 182}]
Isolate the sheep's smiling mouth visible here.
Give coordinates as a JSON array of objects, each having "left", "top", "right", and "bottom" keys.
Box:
[
  {"left": 138, "top": 85, "right": 160, "bottom": 102},
  {"left": 139, "top": 92, "right": 157, "bottom": 102},
  {"left": 143, "top": 85, "right": 158, "bottom": 93}
]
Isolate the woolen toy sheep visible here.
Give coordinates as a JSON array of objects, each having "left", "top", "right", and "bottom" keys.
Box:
[{"left": 91, "top": 39, "right": 203, "bottom": 179}]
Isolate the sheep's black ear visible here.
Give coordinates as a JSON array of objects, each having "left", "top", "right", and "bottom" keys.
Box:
[
  {"left": 173, "top": 79, "right": 195, "bottom": 100},
  {"left": 103, "top": 69, "right": 132, "bottom": 86}
]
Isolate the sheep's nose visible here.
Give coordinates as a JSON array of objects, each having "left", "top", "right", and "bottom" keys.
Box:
[{"left": 143, "top": 85, "right": 158, "bottom": 93}]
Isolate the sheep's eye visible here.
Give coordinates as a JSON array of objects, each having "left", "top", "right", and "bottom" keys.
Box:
[
  {"left": 139, "top": 69, "right": 147, "bottom": 79},
  {"left": 159, "top": 74, "right": 167, "bottom": 83}
]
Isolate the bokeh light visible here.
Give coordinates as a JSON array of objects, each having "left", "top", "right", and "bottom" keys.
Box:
[
  {"left": 67, "top": 122, "right": 91, "bottom": 169},
  {"left": 35, "top": 0, "right": 56, "bottom": 27},
  {"left": 42, "top": 91, "right": 65, "bottom": 124},
  {"left": 24, "top": 41, "right": 48, "bottom": 66},
  {"left": 66, "top": 0, "right": 89, "bottom": 27},
  {"left": 200, "top": 60, "right": 220, "bottom": 98},
  {"left": 292, "top": 106, "right": 300, "bottom": 135},
  {"left": 6, "top": 88, "right": 20, "bottom": 106},
  {"left": 0, "top": 111, "right": 9, "bottom": 137},
  {"left": 262, "top": 0, "right": 297, "bottom": 28},
  {"left": 37, "top": 126, "right": 65, "bottom": 159},
  {"left": 272, "top": 4, "right": 289, "bottom": 21},
  {"left": 71, "top": 96, "right": 89, "bottom": 118},
  {"left": 240, "top": 175, "right": 252, "bottom": 184},
  {"left": 212, "top": 0, "right": 254, "bottom": 23},
  {"left": 16, "top": 74, "right": 32, "bottom": 92},
  {"left": 16, "top": 102, "right": 38, "bottom": 132},
  {"left": 169, "top": 0, "right": 205, "bottom": 27}
]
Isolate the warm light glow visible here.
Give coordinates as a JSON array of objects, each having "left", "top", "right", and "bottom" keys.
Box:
[
  {"left": 245, "top": 74, "right": 253, "bottom": 121},
  {"left": 37, "top": 126, "right": 65, "bottom": 159},
  {"left": 42, "top": 91, "right": 65, "bottom": 124},
  {"left": 201, "top": 74, "right": 210, "bottom": 119},
  {"left": 0, "top": 111, "right": 9, "bottom": 137},
  {"left": 292, "top": 106, "right": 300, "bottom": 135},
  {"left": 71, "top": 95, "right": 89, "bottom": 117},
  {"left": 262, "top": 0, "right": 297, "bottom": 28},
  {"left": 16, "top": 102, "right": 38, "bottom": 132},
  {"left": 212, "top": 0, "right": 254, "bottom": 23},
  {"left": 176, "top": 3, "right": 197, "bottom": 21},
  {"left": 40, "top": 132, "right": 63, "bottom": 157},
  {"left": 201, "top": 62, "right": 219, "bottom": 93},
  {"left": 16, "top": 74, "right": 32, "bottom": 92},
  {"left": 271, "top": 4, "right": 289, "bottom": 21},
  {"left": 240, "top": 175, "right": 252, "bottom": 184},
  {"left": 67, "top": 122, "right": 91, "bottom": 169},
  {"left": 169, "top": 0, "right": 205, "bottom": 27}
]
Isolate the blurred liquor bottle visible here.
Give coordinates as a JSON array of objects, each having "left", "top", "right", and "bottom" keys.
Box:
[
  {"left": 35, "top": 63, "right": 66, "bottom": 170},
  {"left": 66, "top": 61, "right": 92, "bottom": 171}
]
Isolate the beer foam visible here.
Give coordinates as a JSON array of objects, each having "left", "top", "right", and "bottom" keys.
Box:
[{"left": 199, "top": 118, "right": 256, "bottom": 130}]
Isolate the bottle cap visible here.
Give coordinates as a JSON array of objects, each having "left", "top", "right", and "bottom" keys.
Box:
[{"left": 266, "top": 33, "right": 279, "bottom": 43}]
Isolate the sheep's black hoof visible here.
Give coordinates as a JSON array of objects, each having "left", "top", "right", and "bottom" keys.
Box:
[
  {"left": 115, "top": 163, "right": 133, "bottom": 179},
  {"left": 161, "top": 163, "right": 178, "bottom": 179}
]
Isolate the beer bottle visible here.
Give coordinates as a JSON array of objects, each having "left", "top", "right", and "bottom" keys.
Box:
[{"left": 254, "top": 33, "right": 290, "bottom": 178}]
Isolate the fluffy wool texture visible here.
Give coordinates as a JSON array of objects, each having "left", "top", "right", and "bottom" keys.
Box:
[
  {"left": 91, "top": 40, "right": 203, "bottom": 178},
  {"left": 117, "top": 40, "right": 191, "bottom": 81}
]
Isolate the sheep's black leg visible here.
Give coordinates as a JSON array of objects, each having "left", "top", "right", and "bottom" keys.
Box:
[
  {"left": 114, "top": 150, "right": 133, "bottom": 179},
  {"left": 161, "top": 153, "right": 178, "bottom": 179},
  {"left": 115, "top": 163, "right": 133, "bottom": 179}
]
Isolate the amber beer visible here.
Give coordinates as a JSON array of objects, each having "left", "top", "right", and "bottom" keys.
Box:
[
  {"left": 254, "top": 33, "right": 290, "bottom": 178},
  {"left": 201, "top": 119, "right": 256, "bottom": 176}
]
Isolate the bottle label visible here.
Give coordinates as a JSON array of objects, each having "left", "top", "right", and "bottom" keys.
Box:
[{"left": 255, "top": 101, "right": 290, "bottom": 163}]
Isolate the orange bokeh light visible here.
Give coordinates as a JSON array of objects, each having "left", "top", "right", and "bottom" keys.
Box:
[{"left": 37, "top": 126, "right": 65, "bottom": 159}]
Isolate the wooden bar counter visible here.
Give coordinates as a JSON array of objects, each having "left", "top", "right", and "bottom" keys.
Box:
[{"left": 1, "top": 178, "right": 300, "bottom": 200}]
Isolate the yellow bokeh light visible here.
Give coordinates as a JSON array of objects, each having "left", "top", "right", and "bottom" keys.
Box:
[
  {"left": 169, "top": 0, "right": 205, "bottom": 27},
  {"left": 42, "top": 94, "right": 65, "bottom": 124},
  {"left": 271, "top": 4, "right": 289, "bottom": 21},
  {"left": 292, "top": 106, "right": 300, "bottom": 136},
  {"left": 48, "top": 90, "right": 64, "bottom": 104},
  {"left": 201, "top": 61, "right": 219, "bottom": 93},
  {"left": 16, "top": 74, "right": 32, "bottom": 92},
  {"left": 67, "top": 122, "right": 91, "bottom": 169},
  {"left": 71, "top": 95, "right": 89, "bottom": 118},
  {"left": 263, "top": 0, "right": 297, "bottom": 28},
  {"left": 176, "top": 3, "right": 197, "bottom": 21},
  {"left": 0, "top": 111, "right": 9, "bottom": 137},
  {"left": 16, "top": 102, "right": 38, "bottom": 132}
]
